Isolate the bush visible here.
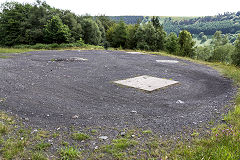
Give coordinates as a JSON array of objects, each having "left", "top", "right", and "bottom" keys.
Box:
[
  {"left": 210, "top": 44, "right": 234, "bottom": 64},
  {"left": 232, "top": 35, "right": 240, "bottom": 66},
  {"left": 194, "top": 46, "right": 213, "bottom": 61}
]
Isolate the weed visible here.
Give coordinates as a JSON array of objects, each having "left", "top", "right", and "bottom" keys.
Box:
[
  {"left": 59, "top": 146, "right": 81, "bottom": 160},
  {"left": 91, "top": 129, "right": 98, "bottom": 134},
  {"left": 71, "top": 132, "right": 90, "bottom": 141},
  {"left": 31, "top": 152, "right": 48, "bottom": 160},
  {"left": 0, "top": 122, "right": 8, "bottom": 134},
  {"left": 34, "top": 142, "right": 51, "bottom": 151},
  {"left": 142, "top": 130, "right": 153, "bottom": 134}
]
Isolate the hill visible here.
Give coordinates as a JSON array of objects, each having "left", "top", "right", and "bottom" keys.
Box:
[{"left": 109, "top": 12, "right": 240, "bottom": 35}]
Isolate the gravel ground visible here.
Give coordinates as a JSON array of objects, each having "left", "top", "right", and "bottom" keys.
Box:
[{"left": 0, "top": 50, "right": 236, "bottom": 135}]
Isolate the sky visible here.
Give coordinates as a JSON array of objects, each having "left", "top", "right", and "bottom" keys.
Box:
[{"left": 1, "top": 0, "right": 240, "bottom": 17}]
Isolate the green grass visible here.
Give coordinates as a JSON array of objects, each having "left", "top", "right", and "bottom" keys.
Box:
[
  {"left": 34, "top": 142, "right": 51, "bottom": 151},
  {"left": 0, "top": 47, "right": 35, "bottom": 54},
  {"left": 59, "top": 146, "right": 82, "bottom": 160},
  {"left": 71, "top": 132, "right": 90, "bottom": 141}
]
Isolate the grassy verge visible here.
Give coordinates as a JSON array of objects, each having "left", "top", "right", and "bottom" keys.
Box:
[
  {"left": 0, "top": 43, "right": 104, "bottom": 59},
  {"left": 0, "top": 49, "right": 239, "bottom": 159}
]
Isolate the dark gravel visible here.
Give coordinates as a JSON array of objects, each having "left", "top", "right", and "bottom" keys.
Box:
[{"left": 0, "top": 50, "right": 236, "bottom": 135}]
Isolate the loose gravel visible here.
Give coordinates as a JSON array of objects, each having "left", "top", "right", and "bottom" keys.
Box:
[{"left": 0, "top": 50, "right": 236, "bottom": 135}]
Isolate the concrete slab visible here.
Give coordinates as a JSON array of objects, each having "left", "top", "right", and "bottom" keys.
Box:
[
  {"left": 156, "top": 60, "right": 179, "bottom": 63},
  {"left": 114, "top": 75, "right": 179, "bottom": 91},
  {"left": 126, "top": 52, "right": 146, "bottom": 55}
]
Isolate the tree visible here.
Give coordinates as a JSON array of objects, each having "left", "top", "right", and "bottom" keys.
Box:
[
  {"left": 210, "top": 43, "right": 234, "bottom": 63},
  {"left": 44, "top": 16, "right": 71, "bottom": 43},
  {"left": 151, "top": 16, "right": 161, "bottom": 29},
  {"left": 135, "top": 23, "right": 166, "bottom": 51},
  {"left": 178, "top": 30, "right": 195, "bottom": 57},
  {"left": 232, "top": 34, "right": 240, "bottom": 66},
  {"left": 126, "top": 24, "right": 139, "bottom": 49},
  {"left": 96, "top": 19, "right": 106, "bottom": 44},
  {"left": 81, "top": 18, "right": 101, "bottom": 45},
  {"left": 106, "top": 21, "right": 127, "bottom": 48},
  {"left": 0, "top": 2, "right": 32, "bottom": 45},
  {"left": 135, "top": 23, "right": 157, "bottom": 51},
  {"left": 97, "top": 15, "right": 115, "bottom": 31},
  {"left": 166, "top": 32, "right": 179, "bottom": 54},
  {"left": 61, "top": 11, "right": 83, "bottom": 42},
  {"left": 213, "top": 31, "right": 223, "bottom": 46}
]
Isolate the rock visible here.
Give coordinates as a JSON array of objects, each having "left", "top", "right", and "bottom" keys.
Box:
[
  {"left": 31, "top": 129, "right": 38, "bottom": 134},
  {"left": 72, "top": 115, "right": 79, "bottom": 119},
  {"left": 131, "top": 110, "right": 137, "bottom": 113},
  {"left": 120, "top": 131, "right": 126, "bottom": 136},
  {"left": 176, "top": 100, "right": 185, "bottom": 104},
  {"left": 99, "top": 136, "right": 108, "bottom": 140},
  {"left": 23, "top": 117, "right": 29, "bottom": 121}
]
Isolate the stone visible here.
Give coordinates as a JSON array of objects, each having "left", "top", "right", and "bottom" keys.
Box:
[
  {"left": 23, "top": 117, "right": 29, "bottom": 121},
  {"left": 126, "top": 52, "right": 146, "bottom": 55},
  {"left": 114, "top": 75, "right": 179, "bottom": 92},
  {"left": 72, "top": 115, "right": 79, "bottom": 119},
  {"left": 99, "top": 136, "right": 108, "bottom": 140},
  {"left": 131, "top": 110, "right": 137, "bottom": 113},
  {"left": 156, "top": 60, "right": 179, "bottom": 63},
  {"left": 69, "top": 57, "right": 88, "bottom": 61},
  {"left": 120, "top": 131, "right": 126, "bottom": 136},
  {"left": 176, "top": 100, "right": 185, "bottom": 104}
]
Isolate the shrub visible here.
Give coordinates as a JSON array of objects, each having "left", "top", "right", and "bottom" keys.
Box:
[
  {"left": 194, "top": 46, "right": 213, "bottom": 61},
  {"left": 232, "top": 34, "right": 240, "bottom": 66},
  {"left": 210, "top": 44, "right": 234, "bottom": 64}
]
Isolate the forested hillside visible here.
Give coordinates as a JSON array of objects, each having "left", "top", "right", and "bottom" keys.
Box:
[
  {"left": 110, "top": 12, "right": 240, "bottom": 35},
  {"left": 109, "top": 16, "right": 144, "bottom": 24}
]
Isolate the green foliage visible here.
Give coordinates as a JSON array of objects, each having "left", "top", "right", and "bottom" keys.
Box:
[
  {"left": 201, "top": 35, "right": 208, "bottom": 43},
  {"left": 125, "top": 24, "right": 139, "bottom": 49},
  {"left": 211, "top": 44, "right": 234, "bottom": 63},
  {"left": 81, "top": 18, "right": 102, "bottom": 45},
  {"left": 194, "top": 46, "right": 213, "bottom": 61},
  {"left": 71, "top": 132, "right": 90, "bottom": 141},
  {"left": 151, "top": 16, "right": 161, "bottom": 29},
  {"left": 135, "top": 23, "right": 166, "bottom": 51},
  {"left": 166, "top": 32, "right": 180, "bottom": 54},
  {"left": 232, "top": 34, "right": 240, "bottom": 66},
  {"left": 107, "top": 21, "right": 127, "bottom": 48},
  {"left": 97, "top": 15, "right": 115, "bottom": 32},
  {"left": 178, "top": 30, "right": 195, "bottom": 57},
  {"left": 61, "top": 11, "right": 83, "bottom": 42},
  {"left": 104, "top": 138, "right": 138, "bottom": 159},
  {"left": 59, "top": 146, "right": 81, "bottom": 160},
  {"left": 34, "top": 142, "right": 51, "bottom": 151},
  {"left": 44, "top": 16, "right": 71, "bottom": 44}
]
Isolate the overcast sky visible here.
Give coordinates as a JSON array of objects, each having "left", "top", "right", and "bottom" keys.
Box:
[{"left": 1, "top": 0, "right": 240, "bottom": 17}]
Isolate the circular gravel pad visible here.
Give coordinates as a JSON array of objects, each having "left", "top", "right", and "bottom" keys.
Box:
[{"left": 0, "top": 50, "right": 236, "bottom": 134}]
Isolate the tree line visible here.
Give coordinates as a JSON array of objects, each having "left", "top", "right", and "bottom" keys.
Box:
[
  {"left": 0, "top": 1, "right": 239, "bottom": 66},
  {"left": 0, "top": 1, "right": 194, "bottom": 55}
]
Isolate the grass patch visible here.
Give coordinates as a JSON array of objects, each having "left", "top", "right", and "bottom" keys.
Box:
[
  {"left": 34, "top": 142, "right": 51, "bottom": 151},
  {"left": 71, "top": 132, "right": 90, "bottom": 141},
  {"left": 59, "top": 146, "right": 82, "bottom": 160},
  {"left": 103, "top": 138, "right": 138, "bottom": 159}
]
